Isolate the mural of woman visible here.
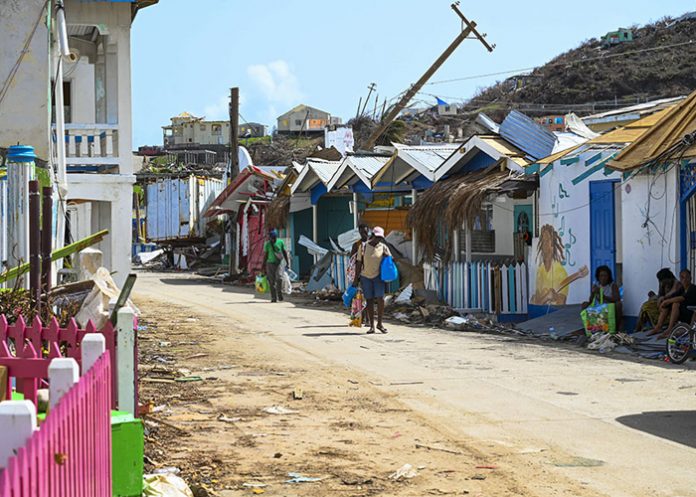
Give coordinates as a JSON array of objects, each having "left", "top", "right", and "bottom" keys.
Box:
[{"left": 531, "top": 224, "right": 589, "bottom": 305}]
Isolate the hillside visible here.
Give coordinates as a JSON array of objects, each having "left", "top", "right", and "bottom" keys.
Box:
[{"left": 403, "top": 15, "right": 696, "bottom": 140}]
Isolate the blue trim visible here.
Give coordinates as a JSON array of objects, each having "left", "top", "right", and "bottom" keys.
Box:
[
  {"left": 539, "top": 165, "right": 553, "bottom": 177},
  {"left": 310, "top": 183, "right": 327, "bottom": 205},
  {"left": 412, "top": 175, "right": 433, "bottom": 190},
  {"left": 560, "top": 156, "right": 580, "bottom": 166},
  {"left": 527, "top": 304, "right": 559, "bottom": 319},
  {"left": 497, "top": 313, "right": 528, "bottom": 323},
  {"left": 584, "top": 152, "right": 603, "bottom": 166},
  {"left": 681, "top": 200, "right": 687, "bottom": 267},
  {"left": 572, "top": 156, "right": 616, "bottom": 185},
  {"left": 526, "top": 164, "right": 540, "bottom": 175}
]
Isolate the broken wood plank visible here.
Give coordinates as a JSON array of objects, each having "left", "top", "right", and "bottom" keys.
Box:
[
  {"left": 415, "top": 443, "right": 465, "bottom": 455},
  {"left": 0, "top": 366, "right": 7, "bottom": 400}
]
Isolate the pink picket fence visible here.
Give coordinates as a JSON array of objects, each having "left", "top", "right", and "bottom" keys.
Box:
[
  {"left": 0, "top": 352, "right": 112, "bottom": 497},
  {"left": 0, "top": 316, "right": 117, "bottom": 408}
]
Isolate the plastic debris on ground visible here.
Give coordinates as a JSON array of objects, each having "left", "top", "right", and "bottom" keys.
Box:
[
  {"left": 394, "top": 284, "right": 413, "bottom": 304},
  {"left": 263, "top": 405, "right": 298, "bottom": 415},
  {"left": 143, "top": 473, "right": 194, "bottom": 497},
  {"left": 389, "top": 463, "right": 418, "bottom": 480},
  {"left": 285, "top": 472, "right": 322, "bottom": 484}
]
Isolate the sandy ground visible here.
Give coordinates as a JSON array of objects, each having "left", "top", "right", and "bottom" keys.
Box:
[{"left": 135, "top": 271, "right": 696, "bottom": 497}]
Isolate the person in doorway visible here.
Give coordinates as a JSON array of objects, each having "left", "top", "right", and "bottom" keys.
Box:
[
  {"left": 354, "top": 226, "right": 390, "bottom": 334},
  {"left": 350, "top": 224, "right": 371, "bottom": 327},
  {"left": 648, "top": 269, "right": 696, "bottom": 338},
  {"left": 582, "top": 265, "right": 622, "bottom": 329},
  {"left": 264, "top": 229, "right": 289, "bottom": 303},
  {"left": 636, "top": 268, "right": 681, "bottom": 333}
]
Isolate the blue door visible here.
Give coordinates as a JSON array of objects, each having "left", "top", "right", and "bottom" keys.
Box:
[{"left": 589, "top": 180, "right": 617, "bottom": 281}]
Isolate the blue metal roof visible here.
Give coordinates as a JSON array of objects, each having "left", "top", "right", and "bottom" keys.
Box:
[{"left": 499, "top": 110, "right": 556, "bottom": 160}]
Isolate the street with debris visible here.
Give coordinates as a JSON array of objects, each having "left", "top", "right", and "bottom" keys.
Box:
[{"left": 135, "top": 272, "right": 696, "bottom": 497}]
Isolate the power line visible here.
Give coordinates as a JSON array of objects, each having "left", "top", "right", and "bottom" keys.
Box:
[{"left": 426, "top": 39, "right": 696, "bottom": 86}]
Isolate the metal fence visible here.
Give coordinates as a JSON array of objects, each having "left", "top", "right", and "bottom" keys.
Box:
[
  {"left": 424, "top": 261, "right": 528, "bottom": 315},
  {"left": 0, "top": 352, "right": 112, "bottom": 497}
]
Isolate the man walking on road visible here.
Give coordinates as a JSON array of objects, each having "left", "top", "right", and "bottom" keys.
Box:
[
  {"left": 264, "top": 229, "right": 289, "bottom": 302},
  {"left": 354, "top": 226, "right": 390, "bottom": 334}
]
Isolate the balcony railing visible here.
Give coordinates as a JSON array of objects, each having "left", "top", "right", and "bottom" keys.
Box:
[{"left": 52, "top": 124, "right": 120, "bottom": 173}]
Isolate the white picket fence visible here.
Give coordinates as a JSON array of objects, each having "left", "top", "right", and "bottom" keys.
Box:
[
  {"left": 0, "top": 179, "right": 8, "bottom": 266},
  {"left": 424, "top": 260, "right": 528, "bottom": 315}
]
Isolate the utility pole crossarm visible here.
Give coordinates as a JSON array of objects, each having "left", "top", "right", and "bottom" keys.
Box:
[{"left": 362, "top": 3, "right": 494, "bottom": 150}]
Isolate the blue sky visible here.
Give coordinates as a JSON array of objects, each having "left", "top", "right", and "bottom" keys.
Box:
[{"left": 131, "top": 0, "right": 695, "bottom": 146}]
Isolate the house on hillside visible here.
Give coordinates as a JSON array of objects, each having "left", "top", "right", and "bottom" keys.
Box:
[
  {"left": 436, "top": 97, "right": 457, "bottom": 116},
  {"left": 276, "top": 104, "right": 340, "bottom": 135},
  {"left": 582, "top": 97, "right": 685, "bottom": 133},
  {"left": 163, "top": 112, "right": 232, "bottom": 148},
  {"left": 602, "top": 28, "right": 633, "bottom": 48},
  {"left": 0, "top": 0, "right": 157, "bottom": 287}
]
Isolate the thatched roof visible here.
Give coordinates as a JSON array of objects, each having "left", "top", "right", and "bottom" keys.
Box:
[
  {"left": 407, "top": 162, "right": 525, "bottom": 261},
  {"left": 266, "top": 194, "right": 290, "bottom": 229}
]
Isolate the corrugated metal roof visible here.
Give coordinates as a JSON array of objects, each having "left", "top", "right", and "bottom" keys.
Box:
[
  {"left": 291, "top": 160, "right": 341, "bottom": 193},
  {"left": 327, "top": 154, "right": 391, "bottom": 191},
  {"left": 609, "top": 89, "right": 696, "bottom": 171},
  {"left": 499, "top": 110, "right": 557, "bottom": 160},
  {"left": 531, "top": 107, "right": 676, "bottom": 166},
  {"left": 400, "top": 145, "right": 458, "bottom": 173}
]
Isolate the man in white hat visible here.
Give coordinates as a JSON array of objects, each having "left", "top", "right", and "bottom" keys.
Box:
[{"left": 354, "top": 226, "right": 390, "bottom": 334}]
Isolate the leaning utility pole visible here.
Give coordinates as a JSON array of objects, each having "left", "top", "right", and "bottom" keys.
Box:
[
  {"left": 229, "top": 87, "right": 240, "bottom": 179},
  {"left": 360, "top": 82, "right": 377, "bottom": 117},
  {"left": 363, "top": 2, "right": 494, "bottom": 150},
  {"left": 227, "top": 87, "right": 240, "bottom": 278}
]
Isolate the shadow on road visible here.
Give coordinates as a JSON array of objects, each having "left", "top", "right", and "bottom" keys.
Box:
[
  {"left": 616, "top": 411, "right": 696, "bottom": 448},
  {"left": 302, "top": 332, "right": 364, "bottom": 337}
]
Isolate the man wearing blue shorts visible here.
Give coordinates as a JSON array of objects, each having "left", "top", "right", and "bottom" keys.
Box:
[{"left": 354, "top": 226, "right": 390, "bottom": 334}]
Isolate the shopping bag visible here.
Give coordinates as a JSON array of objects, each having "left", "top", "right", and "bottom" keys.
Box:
[
  {"left": 349, "top": 289, "right": 366, "bottom": 327},
  {"left": 580, "top": 293, "right": 616, "bottom": 335},
  {"left": 343, "top": 285, "right": 357, "bottom": 308},
  {"left": 255, "top": 274, "right": 269, "bottom": 294},
  {"left": 281, "top": 270, "right": 292, "bottom": 295},
  {"left": 380, "top": 255, "right": 399, "bottom": 283}
]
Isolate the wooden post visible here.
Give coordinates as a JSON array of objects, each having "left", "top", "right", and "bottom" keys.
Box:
[
  {"left": 48, "top": 358, "right": 79, "bottom": 409},
  {"left": 0, "top": 401, "right": 37, "bottom": 469},
  {"left": 81, "top": 334, "right": 105, "bottom": 376},
  {"left": 228, "top": 87, "right": 240, "bottom": 279},
  {"left": 411, "top": 189, "right": 418, "bottom": 265},
  {"left": 41, "top": 186, "right": 52, "bottom": 295},
  {"left": 465, "top": 225, "right": 472, "bottom": 263},
  {"left": 28, "top": 180, "right": 41, "bottom": 313},
  {"left": 0, "top": 366, "right": 7, "bottom": 401},
  {"left": 116, "top": 307, "right": 136, "bottom": 415}
]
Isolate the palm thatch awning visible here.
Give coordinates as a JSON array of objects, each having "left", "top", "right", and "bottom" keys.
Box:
[
  {"left": 407, "top": 162, "right": 533, "bottom": 261},
  {"left": 266, "top": 194, "right": 291, "bottom": 229}
]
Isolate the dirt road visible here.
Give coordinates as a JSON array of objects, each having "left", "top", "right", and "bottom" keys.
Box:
[{"left": 135, "top": 271, "right": 696, "bottom": 497}]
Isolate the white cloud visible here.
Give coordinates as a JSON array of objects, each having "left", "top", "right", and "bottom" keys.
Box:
[
  {"left": 202, "top": 92, "right": 248, "bottom": 121},
  {"left": 247, "top": 60, "right": 303, "bottom": 106}
]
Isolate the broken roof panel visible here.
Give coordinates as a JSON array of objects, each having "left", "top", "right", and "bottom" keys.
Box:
[
  {"left": 532, "top": 106, "right": 678, "bottom": 166},
  {"left": 204, "top": 165, "right": 276, "bottom": 216},
  {"left": 499, "top": 110, "right": 557, "bottom": 160},
  {"left": 609, "top": 90, "right": 696, "bottom": 171}
]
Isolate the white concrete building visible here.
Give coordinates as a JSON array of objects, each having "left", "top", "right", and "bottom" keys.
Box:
[{"left": 0, "top": 0, "right": 156, "bottom": 287}]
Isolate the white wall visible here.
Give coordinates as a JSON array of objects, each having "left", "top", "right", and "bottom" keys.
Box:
[
  {"left": 489, "top": 197, "right": 532, "bottom": 257},
  {"left": 530, "top": 148, "right": 622, "bottom": 306},
  {"left": 0, "top": 0, "right": 50, "bottom": 159},
  {"left": 621, "top": 167, "right": 680, "bottom": 317},
  {"left": 66, "top": 57, "right": 95, "bottom": 123}
]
